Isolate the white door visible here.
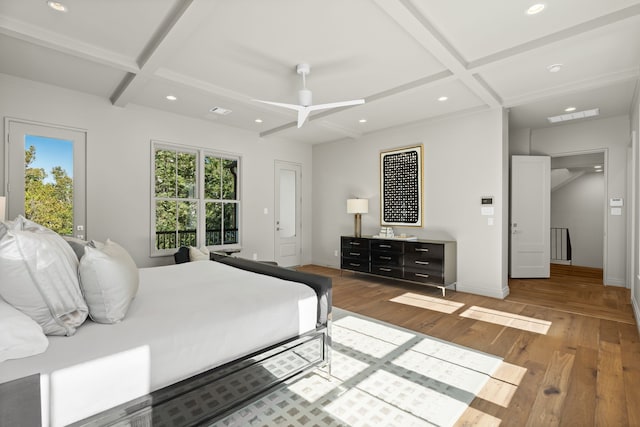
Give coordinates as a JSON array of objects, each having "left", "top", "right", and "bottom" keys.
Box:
[
  {"left": 511, "top": 155, "right": 551, "bottom": 278},
  {"left": 6, "top": 120, "right": 86, "bottom": 238},
  {"left": 274, "top": 161, "right": 301, "bottom": 267}
]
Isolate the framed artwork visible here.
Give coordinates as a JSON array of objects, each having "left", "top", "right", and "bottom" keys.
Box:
[{"left": 380, "top": 144, "right": 423, "bottom": 227}]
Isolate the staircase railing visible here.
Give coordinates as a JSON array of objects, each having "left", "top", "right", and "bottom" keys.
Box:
[{"left": 550, "top": 228, "right": 572, "bottom": 264}]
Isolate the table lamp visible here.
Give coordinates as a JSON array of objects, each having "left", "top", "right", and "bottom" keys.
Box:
[{"left": 347, "top": 198, "right": 368, "bottom": 237}]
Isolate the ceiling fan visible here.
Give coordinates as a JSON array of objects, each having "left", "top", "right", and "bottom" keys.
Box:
[{"left": 253, "top": 63, "right": 365, "bottom": 128}]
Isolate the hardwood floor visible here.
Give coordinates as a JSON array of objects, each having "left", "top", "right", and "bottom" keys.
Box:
[{"left": 298, "top": 264, "right": 640, "bottom": 427}]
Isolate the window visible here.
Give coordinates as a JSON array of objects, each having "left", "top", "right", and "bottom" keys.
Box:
[{"left": 151, "top": 142, "right": 240, "bottom": 256}]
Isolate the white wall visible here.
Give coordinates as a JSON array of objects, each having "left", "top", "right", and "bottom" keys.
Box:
[
  {"left": 0, "top": 73, "right": 313, "bottom": 267},
  {"left": 631, "top": 87, "right": 640, "bottom": 329},
  {"left": 509, "top": 127, "right": 531, "bottom": 156},
  {"left": 312, "top": 109, "right": 509, "bottom": 299},
  {"left": 551, "top": 173, "right": 604, "bottom": 268},
  {"left": 530, "top": 115, "right": 630, "bottom": 286}
]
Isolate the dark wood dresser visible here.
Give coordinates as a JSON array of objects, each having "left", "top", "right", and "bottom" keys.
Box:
[{"left": 340, "top": 235, "right": 456, "bottom": 295}]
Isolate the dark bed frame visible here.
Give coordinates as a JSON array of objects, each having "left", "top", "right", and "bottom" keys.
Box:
[{"left": 71, "top": 251, "right": 332, "bottom": 427}]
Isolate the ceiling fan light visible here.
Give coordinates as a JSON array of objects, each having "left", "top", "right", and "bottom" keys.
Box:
[{"left": 298, "top": 89, "right": 312, "bottom": 107}]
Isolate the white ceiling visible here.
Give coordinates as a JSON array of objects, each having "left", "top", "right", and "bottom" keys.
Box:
[{"left": 1, "top": 0, "right": 639, "bottom": 144}]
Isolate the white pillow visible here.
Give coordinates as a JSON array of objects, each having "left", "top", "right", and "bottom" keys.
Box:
[
  {"left": 79, "top": 239, "right": 139, "bottom": 323},
  {"left": 0, "top": 298, "right": 49, "bottom": 362},
  {"left": 189, "top": 245, "right": 210, "bottom": 261},
  {"left": 0, "top": 216, "right": 88, "bottom": 336}
]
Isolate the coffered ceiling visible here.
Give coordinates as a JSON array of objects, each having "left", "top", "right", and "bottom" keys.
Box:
[{"left": 1, "top": 0, "right": 639, "bottom": 144}]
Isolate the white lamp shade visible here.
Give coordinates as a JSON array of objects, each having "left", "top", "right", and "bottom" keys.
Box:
[
  {"left": 347, "top": 198, "right": 368, "bottom": 214},
  {"left": 0, "top": 196, "right": 5, "bottom": 221}
]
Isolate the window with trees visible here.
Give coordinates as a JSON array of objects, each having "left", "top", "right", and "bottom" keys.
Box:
[{"left": 152, "top": 142, "right": 240, "bottom": 256}]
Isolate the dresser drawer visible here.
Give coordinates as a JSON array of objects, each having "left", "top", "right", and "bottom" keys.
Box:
[
  {"left": 370, "top": 239, "right": 403, "bottom": 252},
  {"left": 341, "top": 248, "right": 369, "bottom": 262},
  {"left": 341, "top": 236, "right": 368, "bottom": 249},
  {"left": 404, "top": 242, "right": 444, "bottom": 260},
  {"left": 341, "top": 259, "right": 369, "bottom": 273},
  {"left": 371, "top": 265, "right": 403, "bottom": 279},
  {"left": 403, "top": 269, "right": 444, "bottom": 284},
  {"left": 371, "top": 251, "right": 402, "bottom": 267},
  {"left": 404, "top": 257, "right": 443, "bottom": 272}
]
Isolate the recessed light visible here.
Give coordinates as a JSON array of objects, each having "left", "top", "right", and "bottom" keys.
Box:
[
  {"left": 359, "top": 119, "right": 367, "bottom": 123},
  {"left": 437, "top": 96, "right": 448, "bottom": 102},
  {"left": 526, "top": 4, "right": 545, "bottom": 15},
  {"left": 255, "top": 118, "right": 263, "bottom": 123},
  {"left": 564, "top": 107, "right": 576, "bottom": 112},
  {"left": 166, "top": 95, "right": 177, "bottom": 101},
  {"left": 594, "top": 165, "right": 602, "bottom": 169},
  {"left": 547, "top": 63, "right": 563, "bottom": 73},
  {"left": 47, "top": 1, "right": 67, "bottom": 12}
]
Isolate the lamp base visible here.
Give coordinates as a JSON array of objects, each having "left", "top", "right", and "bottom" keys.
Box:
[{"left": 354, "top": 213, "right": 362, "bottom": 237}]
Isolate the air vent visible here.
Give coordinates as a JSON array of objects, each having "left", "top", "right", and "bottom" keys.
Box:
[
  {"left": 547, "top": 108, "right": 599, "bottom": 124},
  {"left": 209, "top": 107, "right": 232, "bottom": 115}
]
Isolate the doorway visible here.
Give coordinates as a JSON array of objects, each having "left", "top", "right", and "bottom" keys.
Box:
[
  {"left": 5, "top": 119, "right": 86, "bottom": 238},
  {"left": 550, "top": 151, "right": 606, "bottom": 273},
  {"left": 274, "top": 161, "right": 301, "bottom": 267}
]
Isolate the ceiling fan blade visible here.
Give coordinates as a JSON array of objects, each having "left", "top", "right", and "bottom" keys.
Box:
[
  {"left": 253, "top": 99, "right": 304, "bottom": 111},
  {"left": 308, "top": 99, "right": 365, "bottom": 112},
  {"left": 297, "top": 108, "right": 311, "bottom": 128}
]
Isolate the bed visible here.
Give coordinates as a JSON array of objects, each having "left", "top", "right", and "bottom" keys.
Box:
[{"left": 0, "top": 223, "right": 331, "bottom": 427}]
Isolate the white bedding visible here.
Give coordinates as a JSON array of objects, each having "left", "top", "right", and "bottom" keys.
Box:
[{"left": 0, "top": 261, "right": 318, "bottom": 426}]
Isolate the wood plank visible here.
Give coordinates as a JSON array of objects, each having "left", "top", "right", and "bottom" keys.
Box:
[
  {"left": 559, "top": 346, "right": 597, "bottom": 426},
  {"left": 595, "top": 340, "right": 628, "bottom": 426},
  {"left": 296, "top": 264, "right": 640, "bottom": 426},
  {"left": 619, "top": 323, "right": 640, "bottom": 426},
  {"left": 525, "top": 351, "right": 575, "bottom": 427}
]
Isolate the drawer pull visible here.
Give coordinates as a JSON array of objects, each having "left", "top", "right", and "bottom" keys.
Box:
[
  {"left": 379, "top": 244, "right": 392, "bottom": 248},
  {"left": 415, "top": 273, "right": 430, "bottom": 278},
  {"left": 415, "top": 248, "right": 430, "bottom": 252},
  {"left": 349, "top": 263, "right": 361, "bottom": 267},
  {"left": 350, "top": 242, "right": 361, "bottom": 246},
  {"left": 379, "top": 256, "right": 392, "bottom": 260},
  {"left": 379, "top": 267, "right": 392, "bottom": 272},
  {"left": 350, "top": 252, "right": 360, "bottom": 256},
  {"left": 414, "top": 260, "right": 430, "bottom": 265}
]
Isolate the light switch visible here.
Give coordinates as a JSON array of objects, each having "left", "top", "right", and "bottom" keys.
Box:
[
  {"left": 481, "top": 206, "right": 494, "bottom": 216},
  {"left": 263, "top": 208, "right": 268, "bottom": 215},
  {"left": 611, "top": 207, "right": 622, "bottom": 216},
  {"left": 488, "top": 217, "right": 494, "bottom": 226}
]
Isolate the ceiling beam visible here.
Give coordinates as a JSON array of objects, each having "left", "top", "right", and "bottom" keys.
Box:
[
  {"left": 0, "top": 14, "right": 137, "bottom": 72},
  {"left": 468, "top": 4, "right": 640, "bottom": 71},
  {"left": 372, "top": 0, "right": 501, "bottom": 108},
  {"left": 503, "top": 67, "right": 640, "bottom": 108},
  {"left": 110, "top": 0, "right": 219, "bottom": 107}
]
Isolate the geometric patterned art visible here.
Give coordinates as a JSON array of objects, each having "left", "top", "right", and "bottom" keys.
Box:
[
  {"left": 211, "top": 309, "right": 502, "bottom": 427},
  {"left": 380, "top": 145, "right": 423, "bottom": 227}
]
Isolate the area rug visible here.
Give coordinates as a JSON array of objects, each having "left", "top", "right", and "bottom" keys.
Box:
[{"left": 212, "top": 308, "right": 502, "bottom": 427}]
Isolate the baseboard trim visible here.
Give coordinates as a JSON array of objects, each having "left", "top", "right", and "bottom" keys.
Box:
[
  {"left": 632, "top": 297, "right": 640, "bottom": 336},
  {"left": 457, "top": 283, "right": 509, "bottom": 300}
]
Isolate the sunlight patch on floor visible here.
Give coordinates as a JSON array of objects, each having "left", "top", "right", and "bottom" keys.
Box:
[
  {"left": 390, "top": 292, "right": 465, "bottom": 314},
  {"left": 459, "top": 306, "right": 552, "bottom": 334}
]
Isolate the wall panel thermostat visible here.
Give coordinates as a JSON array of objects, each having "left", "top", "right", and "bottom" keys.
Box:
[
  {"left": 481, "top": 197, "right": 494, "bottom": 205},
  {"left": 610, "top": 198, "right": 623, "bottom": 207}
]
